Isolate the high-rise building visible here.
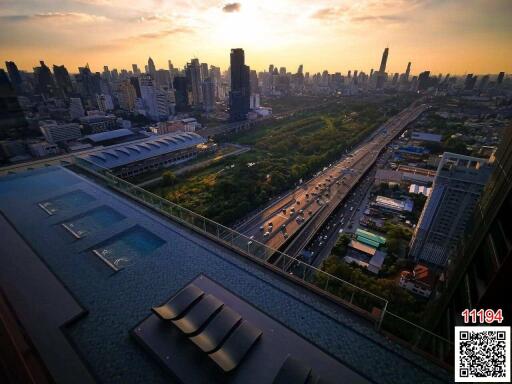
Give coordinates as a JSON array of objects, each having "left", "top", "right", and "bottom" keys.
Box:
[
  {"left": 147, "top": 57, "right": 156, "bottom": 78},
  {"left": 173, "top": 76, "right": 189, "bottom": 111},
  {"left": 53, "top": 64, "right": 73, "bottom": 98},
  {"left": 200, "top": 63, "right": 209, "bottom": 81},
  {"left": 34, "top": 60, "right": 57, "bottom": 98},
  {"left": 155, "top": 89, "right": 170, "bottom": 118},
  {"left": 417, "top": 71, "right": 431, "bottom": 91},
  {"left": 409, "top": 152, "right": 493, "bottom": 267},
  {"left": 209, "top": 66, "right": 222, "bottom": 100},
  {"left": 0, "top": 69, "right": 28, "bottom": 139},
  {"left": 379, "top": 47, "right": 389, "bottom": 73},
  {"left": 187, "top": 59, "right": 203, "bottom": 106},
  {"left": 76, "top": 65, "right": 101, "bottom": 107},
  {"left": 5, "top": 61, "right": 23, "bottom": 94},
  {"left": 404, "top": 62, "right": 411, "bottom": 82},
  {"left": 229, "top": 48, "right": 250, "bottom": 121},
  {"left": 96, "top": 94, "right": 114, "bottom": 112},
  {"left": 117, "top": 80, "right": 137, "bottom": 111},
  {"left": 464, "top": 74, "right": 477, "bottom": 90},
  {"left": 201, "top": 78, "right": 216, "bottom": 112},
  {"left": 430, "top": 125, "right": 512, "bottom": 335},
  {"left": 168, "top": 60, "right": 174, "bottom": 71},
  {"left": 69, "top": 97, "right": 85, "bottom": 120},
  {"left": 478, "top": 74, "right": 490, "bottom": 90},
  {"left": 138, "top": 74, "right": 159, "bottom": 121},
  {"left": 496, "top": 71, "right": 505, "bottom": 85},
  {"left": 249, "top": 70, "right": 259, "bottom": 94},
  {"left": 155, "top": 69, "right": 171, "bottom": 88},
  {"left": 132, "top": 64, "right": 141, "bottom": 75}
]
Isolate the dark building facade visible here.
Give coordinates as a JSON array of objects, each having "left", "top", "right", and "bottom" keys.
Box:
[
  {"left": 173, "top": 76, "right": 189, "bottom": 112},
  {"left": 53, "top": 64, "right": 74, "bottom": 99},
  {"left": 5, "top": 61, "right": 23, "bottom": 94},
  {"left": 34, "top": 60, "right": 57, "bottom": 98},
  {"left": 432, "top": 125, "right": 512, "bottom": 337},
  {"left": 76, "top": 65, "right": 102, "bottom": 107},
  {"left": 0, "top": 69, "right": 28, "bottom": 140},
  {"left": 229, "top": 48, "right": 250, "bottom": 121}
]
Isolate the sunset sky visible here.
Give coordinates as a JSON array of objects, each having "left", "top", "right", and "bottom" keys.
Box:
[{"left": 0, "top": 0, "right": 511, "bottom": 75}]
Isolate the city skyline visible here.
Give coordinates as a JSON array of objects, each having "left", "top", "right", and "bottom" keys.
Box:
[{"left": 1, "top": 0, "right": 511, "bottom": 75}]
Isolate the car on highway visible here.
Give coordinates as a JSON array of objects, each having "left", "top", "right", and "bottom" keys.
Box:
[{"left": 263, "top": 231, "right": 270, "bottom": 237}]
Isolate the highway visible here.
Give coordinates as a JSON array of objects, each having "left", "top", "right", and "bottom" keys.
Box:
[{"left": 239, "top": 102, "right": 429, "bottom": 261}]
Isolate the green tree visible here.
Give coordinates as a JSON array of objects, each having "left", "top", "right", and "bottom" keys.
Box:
[{"left": 162, "top": 171, "right": 177, "bottom": 186}]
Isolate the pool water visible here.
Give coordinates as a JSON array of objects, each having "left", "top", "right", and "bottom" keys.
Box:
[
  {"left": 62, "top": 207, "right": 125, "bottom": 238},
  {"left": 92, "top": 226, "right": 165, "bottom": 271},
  {"left": 39, "top": 190, "right": 95, "bottom": 215}
]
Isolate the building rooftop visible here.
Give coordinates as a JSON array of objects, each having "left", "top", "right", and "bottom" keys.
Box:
[
  {"left": 79, "top": 132, "right": 205, "bottom": 169},
  {"left": 82, "top": 128, "right": 135, "bottom": 143},
  {"left": 0, "top": 166, "right": 450, "bottom": 383}
]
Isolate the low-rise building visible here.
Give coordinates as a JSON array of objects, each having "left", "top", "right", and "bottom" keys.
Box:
[
  {"left": 27, "top": 141, "right": 60, "bottom": 157},
  {"left": 411, "top": 132, "right": 442, "bottom": 143},
  {"left": 409, "top": 184, "right": 432, "bottom": 197},
  {"left": 40, "top": 120, "right": 82, "bottom": 144},
  {"left": 374, "top": 196, "right": 414, "bottom": 213},
  {"left": 399, "top": 264, "right": 436, "bottom": 298},
  {"left": 80, "top": 114, "right": 117, "bottom": 134}
]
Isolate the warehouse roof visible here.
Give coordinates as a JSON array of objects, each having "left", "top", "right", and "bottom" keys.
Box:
[
  {"left": 79, "top": 132, "right": 205, "bottom": 169},
  {"left": 82, "top": 128, "right": 135, "bottom": 143}
]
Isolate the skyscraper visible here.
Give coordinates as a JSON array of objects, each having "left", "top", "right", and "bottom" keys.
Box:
[
  {"left": 187, "top": 59, "right": 203, "bottom": 106},
  {"left": 430, "top": 125, "right": 512, "bottom": 334},
  {"left": 404, "top": 62, "right": 411, "bottom": 82},
  {"left": 209, "top": 66, "right": 222, "bottom": 100},
  {"left": 173, "top": 76, "right": 189, "bottom": 112},
  {"left": 496, "top": 71, "right": 505, "bottom": 85},
  {"left": 201, "top": 78, "right": 216, "bottom": 113},
  {"left": 76, "top": 65, "right": 101, "bottom": 107},
  {"left": 200, "top": 63, "right": 209, "bottom": 81},
  {"left": 147, "top": 57, "right": 156, "bottom": 78},
  {"left": 117, "top": 80, "right": 137, "bottom": 111},
  {"left": 34, "top": 60, "right": 57, "bottom": 98},
  {"left": 417, "top": 71, "right": 431, "bottom": 91},
  {"left": 132, "top": 64, "right": 141, "bottom": 75},
  {"left": 379, "top": 47, "right": 389, "bottom": 73},
  {"left": 0, "top": 69, "right": 28, "bottom": 139},
  {"left": 229, "top": 48, "right": 250, "bottom": 121},
  {"left": 138, "top": 74, "right": 159, "bottom": 121},
  {"left": 409, "top": 152, "right": 493, "bottom": 267},
  {"left": 5, "top": 61, "right": 23, "bottom": 94},
  {"left": 53, "top": 64, "right": 73, "bottom": 98},
  {"left": 69, "top": 97, "right": 85, "bottom": 119}
]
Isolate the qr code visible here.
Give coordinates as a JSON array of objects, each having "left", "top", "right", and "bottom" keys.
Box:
[{"left": 455, "top": 326, "right": 510, "bottom": 382}]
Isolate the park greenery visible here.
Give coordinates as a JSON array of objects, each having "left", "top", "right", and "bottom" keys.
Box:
[
  {"left": 317, "top": 254, "right": 426, "bottom": 324},
  {"left": 149, "top": 95, "right": 417, "bottom": 225}
]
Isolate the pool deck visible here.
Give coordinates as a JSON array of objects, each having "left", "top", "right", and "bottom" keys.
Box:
[{"left": 0, "top": 166, "right": 452, "bottom": 384}]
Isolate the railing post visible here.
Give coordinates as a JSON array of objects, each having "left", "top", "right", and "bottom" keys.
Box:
[{"left": 376, "top": 300, "right": 388, "bottom": 331}]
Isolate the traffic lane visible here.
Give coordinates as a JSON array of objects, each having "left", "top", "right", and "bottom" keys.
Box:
[{"left": 242, "top": 105, "right": 427, "bottom": 248}]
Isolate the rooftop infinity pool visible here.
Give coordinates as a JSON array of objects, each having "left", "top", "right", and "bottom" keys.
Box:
[
  {"left": 92, "top": 226, "right": 165, "bottom": 271},
  {"left": 61, "top": 206, "right": 125, "bottom": 239},
  {"left": 38, "top": 190, "right": 95, "bottom": 215}
]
